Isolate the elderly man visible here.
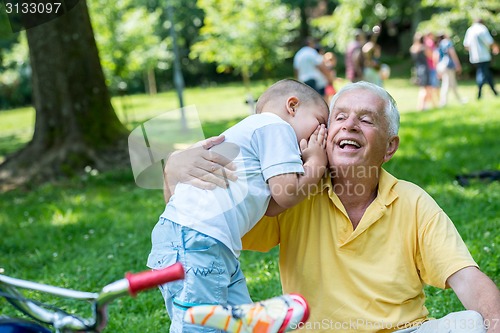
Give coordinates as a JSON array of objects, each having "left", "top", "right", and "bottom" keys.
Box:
[{"left": 163, "top": 82, "right": 500, "bottom": 333}]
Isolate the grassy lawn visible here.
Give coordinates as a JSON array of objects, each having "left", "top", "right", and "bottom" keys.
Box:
[{"left": 0, "top": 78, "right": 499, "bottom": 331}]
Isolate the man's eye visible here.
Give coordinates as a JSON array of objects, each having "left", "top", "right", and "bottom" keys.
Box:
[{"left": 361, "top": 118, "right": 372, "bottom": 124}]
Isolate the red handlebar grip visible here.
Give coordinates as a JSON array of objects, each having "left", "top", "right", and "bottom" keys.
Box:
[{"left": 126, "top": 262, "right": 185, "bottom": 296}]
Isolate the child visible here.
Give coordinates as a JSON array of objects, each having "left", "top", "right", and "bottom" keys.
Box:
[{"left": 147, "top": 79, "right": 329, "bottom": 332}]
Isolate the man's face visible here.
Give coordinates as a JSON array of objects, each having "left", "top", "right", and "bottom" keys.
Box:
[{"left": 326, "top": 89, "right": 396, "bottom": 169}]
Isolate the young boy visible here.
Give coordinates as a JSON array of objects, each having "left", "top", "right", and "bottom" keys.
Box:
[{"left": 147, "top": 79, "right": 329, "bottom": 332}]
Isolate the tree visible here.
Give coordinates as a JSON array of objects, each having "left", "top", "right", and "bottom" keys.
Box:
[
  {"left": 88, "top": 0, "right": 167, "bottom": 94},
  {"left": 0, "top": 0, "right": 128, "bottom": 190},
  {"left": 280, "top": 0, "right": 339, "bottom": 43},
  {"left": 191, "top": 0, "right": 298, "bottom": 93},
  {"left": 313, "top": 0, "right": 414, "bottom": 52}
]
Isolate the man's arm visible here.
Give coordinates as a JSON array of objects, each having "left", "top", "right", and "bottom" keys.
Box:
[
  {"left": 447, "top": 266, "right": 500, "bottom": 333},
  {"left": 162, "top": 135, "right": 237, "bottom": 203},
  {"left": 265, "top": 198, "right": 286, "bottom": 217},
  {"left": 317, "top": 62, "right": 334, "bottom": 84},
  {"left": 267, "top": 125, "right": 327, "bottom": 209},
  {"left": 352, "top": 48, "right": 364, "bottom": 78},
  {"left": 492, "top": 43, "right": 499, "bottom": 56},
  {"left": 242, "top": 215, "right": 280, "bottom": 252}
]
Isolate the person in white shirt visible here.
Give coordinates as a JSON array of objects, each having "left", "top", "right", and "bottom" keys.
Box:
[
  {"left": 463, "top": 18, "right": 499, "bottom": 99},
  {"left": 293, "top": 37, "right": 333, "bottom": 98}
]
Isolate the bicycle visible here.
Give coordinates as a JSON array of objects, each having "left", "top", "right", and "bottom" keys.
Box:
[{"left": 0, "top": 263, "right": 184, "bottom": 333}]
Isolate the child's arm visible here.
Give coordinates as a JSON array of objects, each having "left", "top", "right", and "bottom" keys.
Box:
[{"left": 267, "top": 125, "right": 327, "bottom": 211}]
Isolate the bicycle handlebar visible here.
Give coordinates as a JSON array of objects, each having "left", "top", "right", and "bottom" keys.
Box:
[
  {"left": 126, "top": 262, "right": 184, "bottom": 296},
  {"left": 0, "top": 263, "right": 185, "bottom": 332}
]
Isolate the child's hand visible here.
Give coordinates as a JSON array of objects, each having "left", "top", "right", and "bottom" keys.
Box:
[{"left": 299, "top": 124, "right": 327, "bottom": 174}]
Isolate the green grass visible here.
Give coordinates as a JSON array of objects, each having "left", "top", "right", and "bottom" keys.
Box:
[{"left": 0, "top": 79, "right": 499, "bottom": 331}]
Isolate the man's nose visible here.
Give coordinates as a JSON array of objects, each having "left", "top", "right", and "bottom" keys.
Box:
[{"left": 342, "top": 117, "right": 359, "bottom": 131}]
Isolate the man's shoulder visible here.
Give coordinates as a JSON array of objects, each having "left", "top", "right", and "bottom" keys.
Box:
[
  {"left": 440, "top": 39, "right": 453, "bottom": 49},
  {"left": 393, "top": 179, "right": 429, "bottom": 197},
  {"left": 295, "top": 46, "right": 318, "bottom": 58},
  {"left": 379, "top": 170, "right": 430, "bottom": 203},
  {"left": 470, "top": 23, "right": 489, "bottom": 35},
  {"left": 392, "top": 179, "right": 441, "bottom": 211}
]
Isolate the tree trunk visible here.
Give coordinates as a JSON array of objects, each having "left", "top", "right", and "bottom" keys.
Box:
[
  {"left": 0, "top": 0, "right": 129, "bottom": 190},
  {"left": 146, "top": 67, "right": 157, "bottom": 95},
  {"left": 299, "top": 0, "right": 310, "bottom": 41},
  {"left": 241, "top": 68, "right": 255, "bottom": 114}
]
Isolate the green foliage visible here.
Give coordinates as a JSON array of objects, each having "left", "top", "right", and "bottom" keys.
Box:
[
  {"left": 191, "top": 0, "right": 298, "bottom": 84},
  {"left": 312, "top": 1, "right": 364, "bottom": 51},
  {"left": 418, "top": 0, "right": 500, "bottom": 36},
  {"left": 87, "top": 0, "right": 167, "bottom": 93},
  {"left": 313, "top": 0, "right": 413, "bottom": 51},
  {"left": 0, "top": 32, "right": 31, "bottom": 109},
  {"left": 0, "top": 2, "right": 16, "bottom": 42}
]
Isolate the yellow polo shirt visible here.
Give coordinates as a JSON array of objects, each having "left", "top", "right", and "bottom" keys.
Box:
[{"left": 242, "top": 169, "right": 477, "bottom": 332}]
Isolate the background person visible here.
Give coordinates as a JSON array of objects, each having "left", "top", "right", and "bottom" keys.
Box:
[
  {"left": 293, "top": 37, "right": 332, "bottom": 98},
  {"left": 434, "top": 33, "right": 467, "bottom": 107},
  {"left": 322, "top": 51, "right": 338, "bottom": 104},
  {"left": 345, "top": 29, "right": 366, "bottom": 83},
  {"left": 424, "top": 32, "right": 440, "bottom": 102},
  {"left": 463, "top": 18, "right": 499, "bottom": 99},
  {"left": 410, "top": 32, "right": 437, "bottom": 110},
  {"left": 361, "top": 27, "right": 383, "bottom": 87}
]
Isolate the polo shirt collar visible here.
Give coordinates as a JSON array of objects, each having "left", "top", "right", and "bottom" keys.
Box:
[
  {"left": 377, "top": 168, "right": 399, "bottom": 206},
  {"left": 322, "top": 167, "right": 398, "bottom": 206},
  {"left": 322, "top": 168, "right": 400, "bottom": 243}
]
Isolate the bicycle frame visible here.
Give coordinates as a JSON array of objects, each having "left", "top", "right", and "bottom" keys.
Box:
[{"left": 0, "top": 263, "right": 184, "bottom": 333}]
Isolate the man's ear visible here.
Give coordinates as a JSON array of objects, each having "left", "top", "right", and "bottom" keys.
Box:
[
  {"left": 286, "top": 96, "right": 300, "bottom": 116},
  {"left": 383, "top": 135, "right": 399, "bottom": 163}
]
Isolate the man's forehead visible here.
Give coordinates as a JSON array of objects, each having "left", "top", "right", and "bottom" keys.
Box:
[{"left": 331, "top": 90, "right": 383, "bottom": 113}]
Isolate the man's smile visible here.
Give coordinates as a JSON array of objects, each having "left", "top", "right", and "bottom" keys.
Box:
[{"left": 337, "top": 139, "right": 362, "bottom": 150}]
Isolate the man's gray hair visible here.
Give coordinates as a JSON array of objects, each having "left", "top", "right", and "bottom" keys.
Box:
[{"left": 329, "top": 81, "right": 400, "bottom": 136}]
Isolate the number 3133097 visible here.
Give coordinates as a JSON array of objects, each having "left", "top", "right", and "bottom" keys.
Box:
[{"left": 5, "top": 2, "right": 62, "bottom": 14}]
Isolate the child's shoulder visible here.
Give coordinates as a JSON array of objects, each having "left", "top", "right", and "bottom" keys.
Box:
[
  {"left": 236, "top": 113, "right": 286, "bottom": 128},
  {"left": 222, "top": 113, "right": 290, "bottom": 140}
]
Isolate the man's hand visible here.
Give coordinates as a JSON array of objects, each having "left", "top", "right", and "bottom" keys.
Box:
[{"left": 163, "top": 135, "right": 238, "bottom": 202}]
